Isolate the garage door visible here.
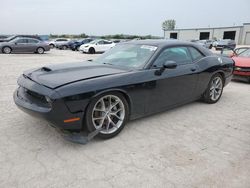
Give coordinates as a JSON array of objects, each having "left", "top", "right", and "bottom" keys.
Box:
[{"left": 245, "top": 32, "right": 250, "bottom": 45}]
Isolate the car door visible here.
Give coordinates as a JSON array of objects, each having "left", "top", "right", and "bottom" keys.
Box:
[
  {"left": 103, "top": 40, "right": 114, "bottom": 51},
  {"left": 96, "top": 40, "right": 105, "bottom": 52},
  {"left": 146, "top": 46, "right": 199, "bottom": 113},
  {"left": 26, "top": 39, "right": 39, "bottom": 52},
  {"left": 55, "top": 39, "right": 67, "bottom": 46},
  {"left": 12, "top": 39, "right": 28, "bottom": 52}
]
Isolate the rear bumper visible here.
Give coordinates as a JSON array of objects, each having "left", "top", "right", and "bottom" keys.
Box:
[{"left": 14, "top": 87, "right": 84, "bottom": 131}]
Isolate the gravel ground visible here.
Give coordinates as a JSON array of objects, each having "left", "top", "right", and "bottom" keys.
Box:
[{"left": 0, "top": 49, "right": 250, "bottom": 188}]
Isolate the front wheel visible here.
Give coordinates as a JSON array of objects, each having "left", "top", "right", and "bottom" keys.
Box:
[
  {"left": 89, "top": 47, "right": 95, "bottom": 54},
  {"left": 202, "top": 74, "right": 224, "bottom": 104},
  {"left": 49, "top": 44, "right": 55, "bottom": 49},
  {"left": 85, "top": 92, "right": 129, "bottom": 139},
  {"left": 62, "top": 45, "right": 67, "bottom": 50},
  {"left": 2, "top": 46, "right": 12, "bottom": 54}
]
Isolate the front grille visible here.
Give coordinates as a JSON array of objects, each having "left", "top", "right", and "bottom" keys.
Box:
[
  {"left": 235, "top": 66, "right": 250, "bottom": 72},
  {"left": 26, "top": 89, "right": 47, "bottom": 104}
]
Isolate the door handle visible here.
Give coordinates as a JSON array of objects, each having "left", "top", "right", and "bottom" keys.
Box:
[{"left": 191, "top": 67, "right": 196, "bottom": 72}]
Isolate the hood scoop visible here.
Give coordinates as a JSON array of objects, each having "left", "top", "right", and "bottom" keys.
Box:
[{"left": 41, "top": 67, "right": 52, "bottom": 72}]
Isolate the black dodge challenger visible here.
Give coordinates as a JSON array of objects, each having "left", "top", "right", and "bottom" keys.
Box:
[{"left": 14, "top": 40, "right": 234, "bottom": 140}]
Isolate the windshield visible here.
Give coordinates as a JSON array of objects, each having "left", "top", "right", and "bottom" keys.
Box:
[
  {"left": 238, "top": 49, "right": 250, "bottom": 58},
  {"left": 5, "top": 36, "right": 16, "bottom": 41},
  {"left": 90, "top": 40, "right": 99, "bottom": 44},
  {"left": 94, "top": 44, "right": 158, "bottom": 69}
]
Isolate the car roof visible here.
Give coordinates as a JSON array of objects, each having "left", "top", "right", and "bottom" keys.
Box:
[
  {"left": 123, "top": 39, "right": 198, "bottom": 47},
  {"left": 121, "top": 39, "right": 213, "bottom": 56},
  {"left": 14, "top": 37, "right": 40, "bottom": 40}
]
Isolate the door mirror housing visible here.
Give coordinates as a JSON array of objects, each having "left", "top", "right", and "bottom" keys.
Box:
[
  {"left": 163, "top": 61, "right": 177, "bottom": 69},
  {"left": 155, "top": 61, "right": 177, "bottom": 76}
]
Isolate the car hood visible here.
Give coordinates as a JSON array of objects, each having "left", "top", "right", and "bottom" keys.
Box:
[
  {"left": 0, "top": 42, "right": 10, "bottom": 46},
  {"left": 233, "top": 57, "right": 250, "bottom": 67},
  {"left": 23, "top": 61, "right": 128, "bottom": 89}
]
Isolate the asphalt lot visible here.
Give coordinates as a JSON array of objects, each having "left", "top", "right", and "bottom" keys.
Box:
[{"left": 0, "top": 49, "right": 250, "bottom": 188}]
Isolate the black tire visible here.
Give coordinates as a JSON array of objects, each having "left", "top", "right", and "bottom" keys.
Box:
[
  {"left": 209, "top": 44, "right": 213, "bottom": 49},
  {"left": 202, "top": 73, "right": 224, "bottom": 104},
  {"left": 49, "top": 44, "right": 55, "bottom": 49},
  {"left": 2, "top": 46, "right": 12, "bottom": 54},
  {"left": 36, "top": 47, "right": 44, "bottom": 54},
  {"left": 85, "top": 92, "right": 129, "bottom": 139},
  {"left": 89, "top": 47, "right": 95, "bottom": 54},
  {"left": 76, "top": 46, "right": 80, "bottom": 51}
]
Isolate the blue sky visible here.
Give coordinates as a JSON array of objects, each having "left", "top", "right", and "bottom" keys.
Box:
[{"left": 1, "top": 0, "right": 250, "bottom": 36}]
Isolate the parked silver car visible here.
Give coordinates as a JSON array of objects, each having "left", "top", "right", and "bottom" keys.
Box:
[
  {"left": 48, "top": 38, "right": 70, "bottom": 48},
  {"left": 194, "top": 40, "right": 214, "bottom": 49},
  {"left": 214, "top": 39, "right": 236, "bottom": 50},
  {"left": 0, "top": 37, "right": 50, "bottom": 54}
]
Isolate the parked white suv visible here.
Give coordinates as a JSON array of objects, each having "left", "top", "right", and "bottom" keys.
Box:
[
  {"left": 79, "top": 39, "right": 115, "bottom": 54},
  {"left": 49, "top": 38, "right": 70, "bottom": 48}
]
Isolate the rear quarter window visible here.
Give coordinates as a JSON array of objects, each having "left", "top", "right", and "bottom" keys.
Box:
[{"left": 189, "top": 47, "right": 205, "bottom": 62}]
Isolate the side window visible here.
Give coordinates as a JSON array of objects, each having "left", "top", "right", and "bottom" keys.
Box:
[
  {"left": 98, "top": 41, "right": 104, "bottom": 45},
  {"left": 103, "top": 41, "right": 112, "bottom": 44},
  {"left": 16, "top": 39, "right": 27, "bottom": 43},
  {"left": 189, "top": 47, "right": 204, "bottom": 61},
  {"left": 28, "top": 39, "right": 39, "bottom": 44},
  {"left": 153, "top": 47, "right": 192, "bottom": 67}
]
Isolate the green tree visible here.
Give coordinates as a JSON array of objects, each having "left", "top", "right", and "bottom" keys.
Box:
[{"left": 162, "top": 19, "right": 176, "bottom": 30}]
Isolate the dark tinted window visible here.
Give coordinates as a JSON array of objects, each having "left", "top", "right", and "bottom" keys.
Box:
[
  {"left": 56, "top": 39, "right": 67, "bottom": 42},
  {"left": 154, "top": 47, "right": 192, "bottom": 67},
  {"left": 189, "top": 47, "right": 204, "bottom": 61},
  {"left": 103, "top": 41, "right": 112, "bottom": 44},
  {"left": 98, "top": 41, "right": 104, "bottom": 45}
]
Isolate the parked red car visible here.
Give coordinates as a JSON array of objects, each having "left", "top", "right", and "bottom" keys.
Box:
[{"left": 222, "top": 47, "right": 250, "bottom": 83}]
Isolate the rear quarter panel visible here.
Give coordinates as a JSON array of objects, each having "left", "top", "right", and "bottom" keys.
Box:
[{"left": 195, "top": 55, "right": 234, "bottom": 96}]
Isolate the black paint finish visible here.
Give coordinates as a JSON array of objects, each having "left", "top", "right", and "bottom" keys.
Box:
[{"left": 14, "top": 40, "right": 234, "bottom": 131}]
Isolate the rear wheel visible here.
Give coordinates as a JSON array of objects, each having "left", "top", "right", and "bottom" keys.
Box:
[
  {"left": 62, "top": 45, "right": 67, "bottom": 50},
  {"left": 89, "top": 47, "right": 95, "bottom": 54},
  {"left": 202, "top": 74, "right": 224, "bottom": 104},
  {"left": 49, "top": 44, "right": 55, "bottom": 49},
  {"left": 37, "top": 47, "right": 44, "bottom": 54},
  {"left": 85, "top": 92, "right": 129, "bottom": 139},
  {"left": 2, "top": 46, "right": 11, "bottom": 54}
]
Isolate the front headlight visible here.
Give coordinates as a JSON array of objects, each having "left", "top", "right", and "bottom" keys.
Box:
[
  {"left": 235, "top": 67, "right": 241, "bottom": 71},
  {"left": 45, "top": 96, "right": 52, "bottom": 103}
]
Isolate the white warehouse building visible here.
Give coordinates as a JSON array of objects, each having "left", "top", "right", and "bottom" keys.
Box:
[{"left": 164, "top": 23, "right": 250, "bottom": 45}]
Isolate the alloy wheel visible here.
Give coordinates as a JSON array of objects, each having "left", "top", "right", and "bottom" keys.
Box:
[
  {"left": 210, "top": 76, "right": 223, "bottom": 101},
  {"left": 3, "top": 47, "right": 11, "bottom": 54},
  {"left": 37, "top": 48, "right": 44, "bottom": 54},
  {"left": 92, "top": 95, "right": 125, "bottom": 134}
]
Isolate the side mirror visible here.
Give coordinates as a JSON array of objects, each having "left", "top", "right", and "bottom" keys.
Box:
[
  {"left": 163, "top": 61, "right": 177, "bottom": 69},
  {"left": 155, "top": 61, "right": 177, "bottom": 76}
]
